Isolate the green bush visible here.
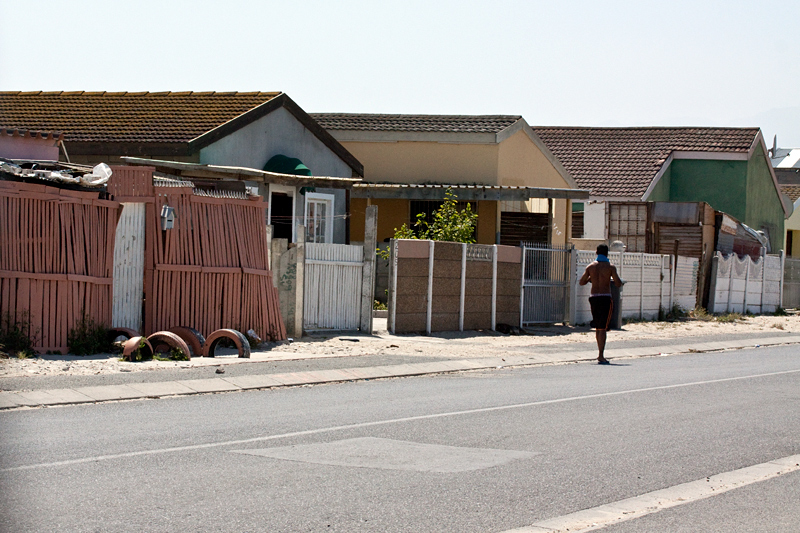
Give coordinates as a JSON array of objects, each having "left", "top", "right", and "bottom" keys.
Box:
[
  {"left": 67, "top": 312, "right": 113, "bottom": 355},
  {"left": 0, "top": 311, "right": 37, "bottom": 358}
]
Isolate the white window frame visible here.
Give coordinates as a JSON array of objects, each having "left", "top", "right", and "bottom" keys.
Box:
[
  {"left": 304, "top": 192, "right": 335, "bottom": 243},
  {"left": 268, "top": 183, "right": 296, "bottom": 243}
]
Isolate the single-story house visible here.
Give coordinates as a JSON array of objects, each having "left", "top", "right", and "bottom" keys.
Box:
[
  {"left": 776, "top": 167, "right": 800, "bottom": 258},
  {"left": 533, "top": 127, "right": 789, "bottom": 253},
  {"left": 310, "top": 113, "right": 588, "bottom": 246},
  {"left": 0, "top": 91, "right": 364, "bottom": 244}
]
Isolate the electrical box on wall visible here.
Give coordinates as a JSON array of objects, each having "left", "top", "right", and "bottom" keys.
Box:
[{"left": 160, "top": 205, "right": 175, "bottom": 230}]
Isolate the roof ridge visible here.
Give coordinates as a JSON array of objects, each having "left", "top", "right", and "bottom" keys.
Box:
[{"left": 0, "top": 91, "right": 281, "bottom": 97}]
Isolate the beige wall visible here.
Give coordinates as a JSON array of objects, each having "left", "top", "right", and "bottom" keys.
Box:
[
  {"left": 338, "top": 141, "right": 500, "bottom": 184},
  {"left": 551, "top": 199, "right": 570, "bottom": 246},
  {"left": 497, "top": 129, "right": 572, "bottom": 189}
]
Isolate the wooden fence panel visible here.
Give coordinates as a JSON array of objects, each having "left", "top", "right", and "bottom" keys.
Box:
[
  {"left": 304, "top": 243, "right": 363, "bottom": 331},
  {"left": 0, "top": 181, "right": 119, "bottom": 353}
]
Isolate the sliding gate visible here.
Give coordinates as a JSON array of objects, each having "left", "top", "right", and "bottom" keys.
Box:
[{"left": 521, "top": 242, "right": 575, "bottom": 325}]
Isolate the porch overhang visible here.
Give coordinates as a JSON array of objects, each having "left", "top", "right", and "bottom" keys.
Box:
[
  {"left": 351, "top": 183, "right": 590, "bottom": 201},
  {"left": 122, "top": 156, "right": 361, "bottom": 189}
]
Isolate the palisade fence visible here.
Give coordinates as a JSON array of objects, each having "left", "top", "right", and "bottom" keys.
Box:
[
  {"left": 0, "top": 180, "right": 120, "bottom": 353},
  {"left": 707, "top": 252, "right": 783, "bottom": 314},
  {"left": 572, "top": 251, "right": 699, "bottom": 325},
  {"left": 785, "top": 257, "right": 800, "bottom": 309}
]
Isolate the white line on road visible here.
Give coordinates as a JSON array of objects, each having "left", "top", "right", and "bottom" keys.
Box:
[
  {"left": 3, "top": 368, "right": 799, "bottom": 473},
  {"left": 501, "top": 454, "right": 800, "bottom": 532}
]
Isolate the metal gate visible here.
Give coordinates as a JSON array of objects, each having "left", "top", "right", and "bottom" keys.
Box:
[
  {"left": 112, "top": 203, "right": 146, "bottom": 332},
  {"left": 521, "top": 242, "right": 575, "bottom": 325},
  {"left": 783, "top": 257, "right": 800, "bottom": 309},
  {"left": 304, "top": 243, "right": 364, "bottom": 330}
]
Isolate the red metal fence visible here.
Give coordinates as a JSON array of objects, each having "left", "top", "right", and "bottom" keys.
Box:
[{"left": 0, "top": 180, "right": 120, "bottom": 353}]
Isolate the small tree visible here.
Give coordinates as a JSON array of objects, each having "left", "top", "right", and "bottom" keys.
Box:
[{"left": 395, "top": 188, "right": 478, "bottom": 243}]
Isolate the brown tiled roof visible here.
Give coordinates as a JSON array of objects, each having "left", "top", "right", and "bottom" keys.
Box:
[
  {"left": 311, "top": 113, "right": 522, "bottom": 134},
  {"left": 0, "top": 91, "right": 280, "bottom": 143},
  {"left": 532, "top": 127, "right": 760, "bottom": 198},
  {"left": 780, "top": 184, "right": 800, "bottom": 202}
]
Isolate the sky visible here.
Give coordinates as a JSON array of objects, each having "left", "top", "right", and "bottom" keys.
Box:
[{"left": 2, "top": 0, "right": 799, "bottom": 145}]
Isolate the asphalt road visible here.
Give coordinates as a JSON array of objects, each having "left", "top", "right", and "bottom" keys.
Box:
[{"left": 1, "top": 345, "right": 799, "bottom": 532}]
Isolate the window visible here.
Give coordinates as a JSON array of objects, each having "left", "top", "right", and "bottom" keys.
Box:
[
  {"left": 304, "top": 192, "right": 334, "bottom": 243},
  {"left": 608, "top": 203, "right": 648, "bottom": 252}
]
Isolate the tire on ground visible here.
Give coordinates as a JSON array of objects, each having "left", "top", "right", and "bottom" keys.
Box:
[
  {"left": 203, "top": 329, "right": 251, "bottom": 358},
  {"left": 122, "top": 336, "right": 154, "bottom": 362},
  {"left": 167, "top": 327, "right": 206, "bottom": 358},
  {"left": 146, "top": 331, "right": 192, "bottom": 360}
]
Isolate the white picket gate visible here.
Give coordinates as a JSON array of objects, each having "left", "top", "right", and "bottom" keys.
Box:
[
  {"left": 303, "top": 243, "right": 364, "bottom": 330},
  {"left": 112, "top": 203, "right": 146, "bottom": 332}
]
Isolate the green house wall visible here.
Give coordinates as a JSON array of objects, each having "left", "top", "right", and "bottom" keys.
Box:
[{"left": 646, "top": 145, "right": 784, "bottom": 251}]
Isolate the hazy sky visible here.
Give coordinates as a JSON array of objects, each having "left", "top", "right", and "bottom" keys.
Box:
[{"left": 2, "top": 0, "right": 798, "bottom": 145}]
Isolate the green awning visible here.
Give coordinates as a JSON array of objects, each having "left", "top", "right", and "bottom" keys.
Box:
[
  {"left": 572, "top": 201, "right": 584, "bottom": 212},
  {"left": 264, "top": 154, "right": 312, "bottom": 176}
]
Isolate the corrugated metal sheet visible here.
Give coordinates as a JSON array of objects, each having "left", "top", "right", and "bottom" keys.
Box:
[
  {"left": 304, "top": 243, "right": 363, "bottom": 330},
  {"left": 112, "top": 203, "right": 145, "bottom": 331}
]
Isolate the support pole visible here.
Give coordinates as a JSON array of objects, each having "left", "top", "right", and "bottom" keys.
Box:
[
  {"left": 360, "top": 206, "right": 377, "bottom": 334},
  {"left": 460, "top": 243, "right": 466, "bottom": 331},
  {"left": 294, "top": 226, "right": 305, "bottom": 339},
  {"left": 427, "top": 240, "right": 434, "bottom": 335},
  {"left": 491, "top": 245, "right": 498, "bottom": 331}
]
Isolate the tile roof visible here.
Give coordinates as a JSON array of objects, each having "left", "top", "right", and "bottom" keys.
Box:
[
  {"left": 0, "top": 91, "right": 280, "bottom": 143},
  {"left": 532, "top": 127, "right": 760, "bottom": 198},
  {"left": 310, "top": 113, "right": 522, "bottom": 134},
  {"left": 780, "top": 184, "right": 800, "bottom": 203}
]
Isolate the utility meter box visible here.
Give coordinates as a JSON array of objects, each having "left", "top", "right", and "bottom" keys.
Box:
[{"left": 160, "top": 205, "right": 175, "bottom": 230}]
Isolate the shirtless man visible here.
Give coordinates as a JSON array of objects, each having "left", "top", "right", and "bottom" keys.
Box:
[{"left": 579, "top": 244, "right": 625, "bottom": 364}]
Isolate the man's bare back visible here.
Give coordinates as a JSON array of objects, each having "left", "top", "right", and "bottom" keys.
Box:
[{"left": 579, "top": 261, "right": 624, "bottom": 294}]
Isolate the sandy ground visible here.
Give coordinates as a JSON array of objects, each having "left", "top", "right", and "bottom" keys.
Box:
[{"left": 2, "top": 315, "right": 799, "bottom": 379}]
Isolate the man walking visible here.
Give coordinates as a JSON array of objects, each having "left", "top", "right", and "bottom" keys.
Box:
[{"left": 579, "top": 244, "right": 625, "bottom": 364}]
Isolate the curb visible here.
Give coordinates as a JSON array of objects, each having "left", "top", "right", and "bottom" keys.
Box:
[{"left": 2, "top": 335, "right": 799, "bottom": 411}]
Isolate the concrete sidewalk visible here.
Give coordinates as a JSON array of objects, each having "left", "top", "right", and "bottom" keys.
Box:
[{"left": 2, "top": 334, "right": 799, "bottom": 410}]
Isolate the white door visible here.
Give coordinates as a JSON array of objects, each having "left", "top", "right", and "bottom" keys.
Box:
[{"left": 304, "top": 193, "right": 334, "bottom": 243}]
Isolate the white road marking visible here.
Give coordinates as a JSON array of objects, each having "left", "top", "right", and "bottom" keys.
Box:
[
  {"left": 502, "top": 454, "right": 800, "bottom": 532},
  {"left": 3, "top": 368, "right": 799, "bottom": 473}
]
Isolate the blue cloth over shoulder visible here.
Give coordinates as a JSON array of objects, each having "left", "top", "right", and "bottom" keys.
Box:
[{"left": 596, "top": 254, "right": 610, "bottom": 263}]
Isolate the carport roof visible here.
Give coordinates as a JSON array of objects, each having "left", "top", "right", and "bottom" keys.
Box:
[{"left": 351, "top": 183, "right": 589, "bottom": 201}]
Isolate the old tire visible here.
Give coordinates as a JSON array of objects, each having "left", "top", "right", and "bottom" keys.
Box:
[
  {"left": 122, "top": 336, "right": 154, "bottom": 362},
  {"left": 146, "top": 331, "right": 192, "bottom": 361},
  {"left": 167, "top": 327, "right": 206, "bottom": 358},
  {"left": 203, "top": 329, "right": 250, "bottom": 358}
]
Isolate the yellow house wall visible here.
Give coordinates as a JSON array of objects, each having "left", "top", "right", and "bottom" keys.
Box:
[
  {"left": 349, "top": 198, "right": 368, "bottom": 242},
  {"left": 337, "top": 141, "right": 500, "bottom": 184},
  {"left": 497, "top": 129, "right": 571, "bottom": 189},
  {"left": 368, "top": 199, "right": 411, "bottom": 242}
]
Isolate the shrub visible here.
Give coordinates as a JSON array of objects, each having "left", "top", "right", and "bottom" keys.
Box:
[
  {"left": 659, "top": 304, "right": 687, "bottom": 322},
  {"left": 373, "top": 300, "right": 387, "bottom": 311},
  {"left": 67, "top": 312, "right": 113, "bottom": 355},
  {"left": 0, "top": 311, "right": 37, "bottom": 358}
]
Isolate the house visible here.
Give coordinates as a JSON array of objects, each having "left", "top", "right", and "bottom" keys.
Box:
[
  {"left": 0, "top": 91, "right": 364, "bottom": 244},
  {"left": 775, "top": 167, "right": 800, "bottom": 258},
  {"left": 310, "top": 114, "right": 588, "bottom": 246},
  {"left": 533, "top": 127, "right": 789, "bottom": 254}
]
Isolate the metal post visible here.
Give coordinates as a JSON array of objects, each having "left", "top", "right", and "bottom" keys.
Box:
[
  {"left": 743, "top": 255, "right": 751, "bottom": 314},
  {"left": 460, "top": 243, "right": 466, "bottom": 331},
  {"left": 519, "top": 245, "right": 526, "bottom": 328}
]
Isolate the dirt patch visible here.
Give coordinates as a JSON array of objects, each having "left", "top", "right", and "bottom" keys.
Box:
[{"left": 1, "top": 315, "right": 798, "bottom": 379}]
